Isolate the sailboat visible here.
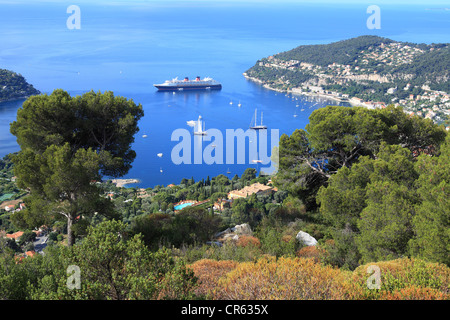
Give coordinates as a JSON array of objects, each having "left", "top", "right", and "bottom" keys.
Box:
[
  {"left": 227, "top": 168, "right": 231, "bottom": 174},
  {"left": 194, "top": 115, "right": 207, "bottom": 135},
  {"left": 249, "top": 108, "right": 267, "bottom": 130},
  {"left": 238, "top": 101, "right": 242, "bottom": 107},
  {"left": 252, "top": 151, "right": 262, "bottom": 163}
]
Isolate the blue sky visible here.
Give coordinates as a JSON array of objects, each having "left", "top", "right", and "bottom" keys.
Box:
[{"left": 0, "top": 0, "right": 449, "bottom": 4}]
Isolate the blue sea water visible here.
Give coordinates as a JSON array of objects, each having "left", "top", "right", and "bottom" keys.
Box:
[{"left": 1, "top": 1, "right": 449, "bottom": 188}]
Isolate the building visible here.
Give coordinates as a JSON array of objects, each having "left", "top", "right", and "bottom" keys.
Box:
[
  {"left": 4, "top": 205, "right": 15, "bottom": 212},
  {"left": 227, "top": 183, "right": 274, "bottom": 200},
  {"left": 213, "top": 198, "right": 233, "bottom": 211},
  {"left": 5, "top": 231, "right": 24, "bottom": 241}
]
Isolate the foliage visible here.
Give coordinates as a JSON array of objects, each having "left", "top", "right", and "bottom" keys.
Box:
[
  {"left": 0, "top": 68, "right": 40, "bottom": 102},
  {"left": 130, "top": 206, "right": 222, "bottom": 250},
  {"left": 0, "top": 220, "right": 199, "bottom": 300},
  {"left": 409, "top": 134, "right": 450, "bottom": 265},
  {"left": 274, "top": 105, "right": 445, "bottom": 211},
  {"left": 188, "top": 259, "right": 238, "bottom": 299},
  {"left": 9, "top": 89, "right": 143, "bottom": 245},
  {"left": 351, "top": 258, "right": 450, "bottom": 300},
  {"left": 214, "top": 256, "right": 352, "bottom": 300}
]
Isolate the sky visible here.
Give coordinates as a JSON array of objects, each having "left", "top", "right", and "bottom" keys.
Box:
[{"left": 0, "top": 0, "right": 449, "bottom": 5}]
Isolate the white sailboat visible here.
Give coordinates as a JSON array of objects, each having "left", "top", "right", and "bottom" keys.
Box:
[
  {"left": 252, "top": 151, "right": 262, "bottom": 163},
  {"left": 194, "top": 115, "right": 207, "bottom": 135},
  {"left": 249, "top": 108, "right": 267, "bottom": 130}
]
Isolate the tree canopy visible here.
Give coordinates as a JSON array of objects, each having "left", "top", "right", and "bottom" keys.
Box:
[
  {"left": 273, "top": 105, "right": 447, "bottom": 211},
  {"left": 9, "top": 89, "right": 144, "bottom": 245}
]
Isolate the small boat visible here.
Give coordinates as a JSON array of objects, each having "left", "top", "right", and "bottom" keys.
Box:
[
  {"left": 157, "top": 153, "right": 163, "bottom": 157},
  {"left": 238, "top": 101, "right": 242, "bottom": 107},
  {"left": 160, "top": 167, "right": 163, "bottom": 173},
  {"left": 249, "top": 108, "right": 267, "bottom": 130},
  {"left": 252, "top": 152, "right": 262, "bottom": 163},
  {"left": 142, "top": 134, "right": 148, "bottom": 138},
  {"left": 194, "top": 115, "right": 207, "bottom": 135},
  {"left": 227, "top": 168, "right": 231, "bottom": 174}
]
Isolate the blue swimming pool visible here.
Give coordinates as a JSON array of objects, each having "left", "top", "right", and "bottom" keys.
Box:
[{"left": 174, "top": 202, "right": 195, "bottom": 211}]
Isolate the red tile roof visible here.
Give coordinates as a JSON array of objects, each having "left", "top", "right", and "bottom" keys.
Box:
[{"left": 6, "top": 231, "right": 24, "bottom": 240}]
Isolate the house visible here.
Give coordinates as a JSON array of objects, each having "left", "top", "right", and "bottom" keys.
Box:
[
  {"left": 25, "top": 251, "right": 36, "bottom": 257},
  {"left": 227, "top": 183, "right": 274, "bottom": 200},
  {"left": 6, "top": 231, "right": 24, "bottom": 241},
  {"left": 213, "top": 198, "right": 232, "bottom": 211},
  {"left": 4, "top": 205, "right": 15, "bottom": 212}
]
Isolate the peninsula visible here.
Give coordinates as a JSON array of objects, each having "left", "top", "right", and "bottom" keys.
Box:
[
  {"left": 244, "top": 35, "right": 450, "bottom": 125},
  {"left": 0, "top": 68, "right": 40, "bottom": 102}
]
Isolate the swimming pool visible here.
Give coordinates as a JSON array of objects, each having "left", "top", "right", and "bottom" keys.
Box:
[{"left": 174, "top": 202, "right": 195, "bottom": 211}]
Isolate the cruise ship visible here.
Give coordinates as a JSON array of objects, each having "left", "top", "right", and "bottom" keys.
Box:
[{"left": 154, "top": 76, "right": 222, "bottom": 91}]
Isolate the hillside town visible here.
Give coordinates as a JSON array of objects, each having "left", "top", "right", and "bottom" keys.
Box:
[{"left": 246, "top": 40, "right": 450, "bottom": 128}]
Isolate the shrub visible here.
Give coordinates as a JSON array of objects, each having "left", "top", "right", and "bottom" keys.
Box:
[
  {"left": 213, "top": 256, "right": 352, "bottom": 300},
  {"left": 236, "top": 235, "right": 261, "bottom": 248},
  {"left": 188, "top": 259, "right": 238, "bottom": 298},
  {"left": 351, "top": 258, "right": 450, "bottom": 300},
  {"left": 296, "top": 246, "right": 326, "bottom": 263}
]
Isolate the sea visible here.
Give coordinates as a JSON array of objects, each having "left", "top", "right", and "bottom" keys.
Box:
[{"left": 1, "top": 1, "right": 449, "bottom": 188}]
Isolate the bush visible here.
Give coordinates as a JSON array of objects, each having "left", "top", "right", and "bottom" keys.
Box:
[
  {"left": 351, "top": 258, "right": 450, "bottom": 300},
  {"left": 214, "top": 256, "right": 352, "bottom": 300},
  {"left": 236, "top": 235, "right": 261, "bottom": 248},
  {"left": 296, "top": 245, "right": 326, "bottom": 263},
  {"left": 188, "top": 259, "right": 238, "bottom": 298}
]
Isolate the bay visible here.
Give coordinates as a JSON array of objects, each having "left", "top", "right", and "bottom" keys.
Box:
[{"left": 1, "top": 1, "right": 449, "bottom": 188}]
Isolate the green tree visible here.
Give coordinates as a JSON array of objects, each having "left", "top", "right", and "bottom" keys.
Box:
[
  {"left": 318, "top": 143, "right": 419, "bottom": 267},
  {"left": 275, "top": 105, "right": 445, "bottom": 210},
  {"left": 10, "top": 90, "right": 143, "bottom": 246},
  {"left": 12, "top": 144, "right": 117, "bottom": 246},
  {"left": 409, "top": 134, "right": 450, "bottom": 265}
]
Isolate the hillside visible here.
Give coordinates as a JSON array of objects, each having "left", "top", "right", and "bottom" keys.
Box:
[
  {"left": 244, "top": 36, "right": 450, "bottom": 123},
  {"left": 0, "top": 68, "right": 40, "bottom": 102}
]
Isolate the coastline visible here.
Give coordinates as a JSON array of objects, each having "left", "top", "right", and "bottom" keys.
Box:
[
  {"left": 111, "top": 178, "right": 140, "bottom": 188},
  {"left": 0, "top": 96, "right": 33, "bottom": 104},
  {"left": 243, "top": 73, "right": 349, "bottom": 104}
]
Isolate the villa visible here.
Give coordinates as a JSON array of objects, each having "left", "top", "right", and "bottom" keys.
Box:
[{"left": 227, "top": 182, "right": 274, "bottom": 200}]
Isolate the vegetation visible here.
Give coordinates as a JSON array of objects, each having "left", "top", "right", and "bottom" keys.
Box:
[
  {"left": 0, "top": 68, "right": 40, "bottom": 102},
  {"left": 9, "top": 89, "right": 144, "bottom": 246},
  {"left": 0, "top": 88, "right": 449, "bottom": 300},
  {"left": 245, "top": 35, "right": 450, "bottom": 104}
]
